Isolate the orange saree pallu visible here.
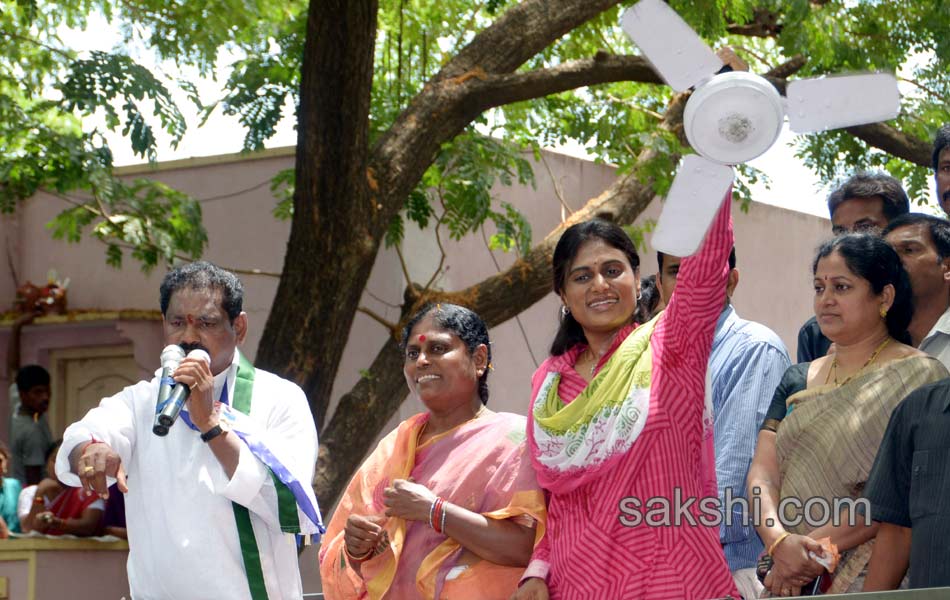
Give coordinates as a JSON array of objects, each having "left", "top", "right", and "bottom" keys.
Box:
[{"left": 319, "top": 411, "right": 546, "bottom": 599}]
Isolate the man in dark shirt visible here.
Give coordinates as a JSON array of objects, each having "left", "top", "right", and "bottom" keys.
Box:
[
  {"left": 796, "top": 172, "right": 910, "bottom": 362},
  {"left": 10, "top": 365, "right": 52, "bottom": 484},
  {"left": 862, "top": 380, "right": 950, "bottom": 590}
]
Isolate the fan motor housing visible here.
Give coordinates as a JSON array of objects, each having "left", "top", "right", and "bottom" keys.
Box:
[{"left": 683, "top": 71, "right": 784, "bottom": 165}]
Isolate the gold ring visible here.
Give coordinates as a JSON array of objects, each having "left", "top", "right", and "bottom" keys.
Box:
[{"left": 82, "top": 466, "right": 95, "bottom": 475}]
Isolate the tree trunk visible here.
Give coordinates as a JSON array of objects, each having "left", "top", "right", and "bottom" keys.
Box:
[
  {"left": 312, "top": 92, "right": 690, "bottom": 508},
  {"left": 255, "top": 0, "right": 379, "bottom": 427},
  {"left": 256, "top": 0, "right": 629, "bottom": 427}
]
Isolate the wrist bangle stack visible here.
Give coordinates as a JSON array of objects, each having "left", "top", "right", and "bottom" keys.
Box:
[
  {"left": 768, "top": 531, "right": 792, "bottom": 557},
  {"left": 429, "top": 497, "right": 447, "bottom": 534}
]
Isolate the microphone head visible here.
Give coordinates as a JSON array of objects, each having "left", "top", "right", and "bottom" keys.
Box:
[
  {"left": 185, "top": 348, "right": 211, "bottom": 365},
  {"left": 160, "top": 344, "right": 186, "bottom": 369}
]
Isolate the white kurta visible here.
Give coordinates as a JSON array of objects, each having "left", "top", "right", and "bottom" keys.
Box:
[{"left": 56, "top": 350, "right": 319, "bottom": 600}]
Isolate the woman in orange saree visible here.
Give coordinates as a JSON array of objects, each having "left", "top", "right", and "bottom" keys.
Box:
[{"left": 319, "top": 304, "right": 546, "bottom": 599}]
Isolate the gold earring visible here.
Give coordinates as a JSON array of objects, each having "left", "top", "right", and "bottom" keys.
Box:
[{"left": 880, "top": 306, "right": 888, "bottom": 319}]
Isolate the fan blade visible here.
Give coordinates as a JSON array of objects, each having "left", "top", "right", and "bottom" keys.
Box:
[
  {"left": 620, "top": 0, "right": 723, "bottom": 92},
  {"left": 787, "top": 73, "right": 900, "bottom": 133},
  {"left": 652, "top": 155, "right": 734, "bottom": 257}
]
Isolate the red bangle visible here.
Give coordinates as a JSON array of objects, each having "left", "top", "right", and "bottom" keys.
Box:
[{"left": 432, "top": 497, "right": 445, "bottom": 534}]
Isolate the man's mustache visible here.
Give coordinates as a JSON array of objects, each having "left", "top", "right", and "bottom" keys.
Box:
[{"left": 179, "top": 342, "right": 210, "bottom": 356}]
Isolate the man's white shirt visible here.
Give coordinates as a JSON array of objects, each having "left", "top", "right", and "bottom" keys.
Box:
[
  {"left": 56, "top": 350, "right": 319, "bottom": 600},
  {"left": 920, "top": 305, "right": 950, "bottom": 370}
]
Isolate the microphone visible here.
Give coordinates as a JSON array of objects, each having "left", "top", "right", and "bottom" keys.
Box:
[
  {"left": 153, "top": 345, "right": 185, "bottom": 436},
  {"left": 152, "top": 349, "right": 210, "bottom": 436},
  {"left": 157, "top": 345, "right": 185, "bottom": 405}
]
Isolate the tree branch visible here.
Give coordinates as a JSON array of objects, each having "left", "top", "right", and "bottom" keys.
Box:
[
  {"left": 357, "top": 306, "right": 399, "bottom": 336},
  {"left": 439, "top": 0, "right": 626, "bottom": 82},
  {"left": 464, "top": 53, "right": 663, "bottom": 110},
  {"left": 394, "top": 243, "right": 414, "bottom": 290},
  {"left": 843, "top": 123, "right": 932, "bottom": 168},
  {"left": 725, "top": 8, "right": 783, "bottom": 38},
  {"left": 537, "top": 151, "right": 575, "bottom": 217},
  {"left": 421, "top": 208, "right": 449, "bottom": 292},
  {"left": 370, "top": 0, "right": 628, "bottom": 234},
  {"left": 313, "top": 91, "right": 690, "bottom": 508},
  {"left": 0, "top": 30, "right": 73, "bottom": 60},
  {"left": 765, "top": 55, "right": 807, "bottom": 80},
  {"left": 478, "top": 224, "right": 540, "bottom": 367}
]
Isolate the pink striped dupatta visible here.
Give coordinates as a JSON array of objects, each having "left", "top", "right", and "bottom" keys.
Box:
[{"left": 319, "top": 411, "right": 546, "bottom": 600}]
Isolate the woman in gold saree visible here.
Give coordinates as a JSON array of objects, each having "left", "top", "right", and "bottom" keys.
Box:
[
  {"left": 319, "top": 304, "right": 546, "bottom": 599},
  {"left": 748, "top": 233, "right": 948, "bottom": 596}
]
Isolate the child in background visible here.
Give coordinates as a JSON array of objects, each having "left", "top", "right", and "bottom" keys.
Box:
[{"left": 18, "top": 440, "right": 104, "bottom": 536}]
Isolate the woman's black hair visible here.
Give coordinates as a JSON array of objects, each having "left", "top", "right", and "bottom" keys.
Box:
[
  {"left": 812, "top": 232, "right": 914, "bottom": 343},
  {"left": 400, "top": 303, "right": 492, "bottom": 405},
  {"left": 549, "top": 219, "right": 640, "bottom": 356}
]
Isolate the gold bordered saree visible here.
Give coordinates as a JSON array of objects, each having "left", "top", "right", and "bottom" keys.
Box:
[{"left": 775, "top": 355, "right": 947, "bottom": 593}]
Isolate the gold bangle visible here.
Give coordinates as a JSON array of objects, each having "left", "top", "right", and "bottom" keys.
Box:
[
  {"left": 344, "top": 545, "right": 374, "bottom": 563},
  {"left": 768, "top": 531, "right": 792, "bottom": 557}
]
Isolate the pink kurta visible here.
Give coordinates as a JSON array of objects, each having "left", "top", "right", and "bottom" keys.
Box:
[{"left": 526, "top": 196, "right": 739, "bottom": 599}]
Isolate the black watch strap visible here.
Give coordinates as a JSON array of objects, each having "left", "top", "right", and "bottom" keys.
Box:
[{"left": 200, "top": 424, "right": 225, "bottom": 443}]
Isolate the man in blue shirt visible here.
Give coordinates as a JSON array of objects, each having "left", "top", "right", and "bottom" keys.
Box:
[{"left": 658, "top": 247, "right": 791, "bottom": 599}]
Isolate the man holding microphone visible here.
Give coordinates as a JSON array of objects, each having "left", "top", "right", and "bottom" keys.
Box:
[{"left": 56, "top": 261, "right": 323, "bottom": 599}]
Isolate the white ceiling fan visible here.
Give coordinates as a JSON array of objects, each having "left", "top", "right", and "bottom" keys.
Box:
[{"left": 621, "top": 0, "right": 901, "bottom": 256}]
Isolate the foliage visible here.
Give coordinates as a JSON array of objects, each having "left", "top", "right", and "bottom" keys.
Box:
[
  {"left": 773, "top": 1, "right": 950, "bottom": 206},
  {"left": 6, "top": 0, "right": 949, "bottom": 273},
  {"left": 0, "top": 0, "right": 210, "bottom": 268},
  {"left": 59, "top": 50, "right": 186, "bottom": 161},
  {"left": 47, "top": 176, "right": 205, "bottom": 271},
  {"left": 385, "top": 130, "right": 536, "bottom": 253}
]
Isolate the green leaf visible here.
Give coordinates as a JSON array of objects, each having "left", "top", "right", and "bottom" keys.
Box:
[
  {"left": 270, "top": 168, "right": 295, "bottom": 220},
  {"left": 58, "top": 51, "right": 187, "bottom": 160}
]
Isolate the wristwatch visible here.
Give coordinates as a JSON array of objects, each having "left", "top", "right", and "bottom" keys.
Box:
[{"left": 200, "top": 421, "right": 229, "bottom": 443}]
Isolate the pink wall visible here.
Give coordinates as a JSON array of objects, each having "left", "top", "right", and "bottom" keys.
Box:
[
  {"left": 2, "top": 146, "right": 830, "bottom": 426},
  {"left": 0, "top": 540, "right": 130, "bottom": 600}
]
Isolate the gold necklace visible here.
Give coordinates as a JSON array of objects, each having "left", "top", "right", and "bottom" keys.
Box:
[{"left": 825, "top": 337, "right": 891, "bottom": 387}]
